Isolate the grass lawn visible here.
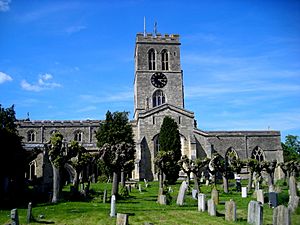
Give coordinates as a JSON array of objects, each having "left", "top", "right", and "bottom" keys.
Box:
[{"left": 0, "top": 180, "right": 300, "bottom": 225}]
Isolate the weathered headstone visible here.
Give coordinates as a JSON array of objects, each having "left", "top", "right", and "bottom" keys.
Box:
[
  {"left": 288, "top": 195, "right": 299, "bottom": 213},
  {"left": 176, "top": 181, "right": 188, "bottom": 206},
  {"left": 256, "top": 189, "right": 264, "bottom": 204},
  {"left": 27, "top": 202, "right": 33, "bottom": 223},
  {"left": 116, "top": 213, "right": 128, "bottom": 225},
  {"left": 110, "top": 195, "right": 116, "bottom": 217},
  {"left": 168, "top": 186, "right": 173, "bottom": 193},
  {"left": 289, "top": 176, "right": 297, "bottom": 196},
  {"left": 242, "top": 187, "right": 247, "bottom": 198},
  {"left": 211, "top": 189, "right": 219, "bottom": 205},
  {"left": 138, "top": 184, "right": 142, "bottom": 192},
  {"left": 269, "top": 192, "right": 278, "bottom": 208},
  {"left": 205, "top": 179, "right": 209, "bottom": 186},
  {"left": 273, "top": 205, "right": 291, "bottom": 225},
  {"left": 274, "top": 166, "right": 285, "bottom": 183},
  {"left": 103, "top": 189, "right": 107, "bottom": 203},
  {"left": 158, "top": 194, "right": 167, "bottom": 205},
  {"left": 11, "top": 208, "right": 19, "bottom": 225},
  {"left": 247, "top": 200, "right": 263, "bottom": 225},
  {"left": 144, "top": 179, "right": 149, "bottom": 188},
  {"left": 207, "top": 199, "right": 216, "bottom": 216},
  {"left": 192, "top": 189, "right": 198, "bottom": 200},
  {"left": 297, "top": 182, "right": 300, "bottom": 191},
  {"left": 225, "top": 199, "right": 236, "bottom": 222},
  {"left": 198, "top": 193, "right": 206, "bottom": 212}
]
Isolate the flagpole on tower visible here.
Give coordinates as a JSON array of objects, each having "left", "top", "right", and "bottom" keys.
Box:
[{"left": 144, "top": 16, "right": 146, "bottom": 37}]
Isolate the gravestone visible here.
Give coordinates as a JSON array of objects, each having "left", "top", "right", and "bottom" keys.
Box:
[
  {"left": 256, "top": 189, "right": 264, "bottom": 204},
  {"left": 205, "top": 179, "right": 209, "bottom": 186},
  {"left": 11, "top": 208, "right": 19, "bottom": 225},
  {"left": 242, "top": 187, "right": 247, "bottom": 198},
  {"left": 110, "top": 195, "right": 116, "bottom": 217},
  {"left": 168, "top": 186, "right": 173, "bottom": 193},
  {"left": 247, "top": 200, "right": 263, "bottom": 225},
  {"left": 27, "top": 202, "right": 33, "bottom": 223},
  {"left": 289, "top": 176, "right": 297, "bottom": 196},
  {"left": 273, "top": 205, "right": 291, "bottom": 225},
  {"left": 144, "top": 179, "right": 149, "bottom": 188},
  {"left": 288, "top": 195, "right": 299, "bottom": 213},
  {"left": 269, "top": 192, "right": 278, "bottom": 208},
  {"left": 103, "top": 189, "right": 107, "bottom": 203},
  {"left": 297, "top": 182, "right": 300, "bottom": 191},
  {"left": 144, "top": 223, "right": 154, "bottom": 225},
  {"left": 207, "top": 199, "right": 216, "bottom": 216},
  {"left": 158, "top": 194, "right": 167, "bottom": 205},
  {"left": 225, "top": 199, "right": 236, "bottom": 222},
  {"left": 211, "top": 189, "right": 219, "bottom": 205},
  {"left": 192, "top": 189, "right": 198, "bottom": 200},
  {"left": 116, "top": 213, "right": 128, "bottom": 225},
  {"left": 176, "top": 181, "right": 188, "bottom": 206},
  {"left": 198, "top": 193, "right": 206, "bottom": 212},
  {"left": 138, "top": 184, "right": 142, "bottom": 192}
]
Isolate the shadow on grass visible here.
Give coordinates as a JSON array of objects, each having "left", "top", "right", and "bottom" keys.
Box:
[{"left": 32, "top": 218, "right": 55, "bottom": 224}]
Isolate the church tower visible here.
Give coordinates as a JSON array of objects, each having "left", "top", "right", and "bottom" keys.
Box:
[
  {"left": 134, "top": 33, "right": 184, "bottom": 119},
  {"left": 133, "top": 32, "right": 197, "bottom": 181}
]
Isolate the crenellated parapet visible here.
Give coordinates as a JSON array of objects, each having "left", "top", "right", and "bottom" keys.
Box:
[{"left": 136, "top": 33, "right": 180, "bottom": 44}]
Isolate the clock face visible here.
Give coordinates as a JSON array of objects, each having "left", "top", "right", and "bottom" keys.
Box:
[{"left": 151, "top": 72, "right": 167, "bottom": 88}]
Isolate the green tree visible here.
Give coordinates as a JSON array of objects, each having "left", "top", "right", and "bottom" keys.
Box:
[
  {"left": 0, "top": 104, "right": 26, "bottom": 206},
  {"left": 95, "top": 111, "right": 135, "bottom": 196},
  {"left": 68, "top": 141, "right": 93, "bottom": 195},
  {"left": 156, "top": 116, "right": 181, "bottom": 185},
  {"left": 282, "top": 135, "right": 300, "bottom": 162},
  {"left": 45, "top": 132, "right": 66, "bottom": 203}
]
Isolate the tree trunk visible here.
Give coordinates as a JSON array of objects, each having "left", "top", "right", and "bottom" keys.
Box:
[
  {"left": 193, "top": 173, "right": 200, "bottom": 192},
  {"left": 51, "top": 162, "right": 61, "bottom": 203},
  {"left": 73, "top": 171, "right": 80, "bottom": 193},
  {"left": 186, "top": 172, "right": 190, "bottom": 188},
  {"left": 120, "top": 171, "right": 125, "bottom": 187},
  {"left": 111, "top": 171, "right": 119, "bottom": 196},
  {"left": 247, "top": 172, "right": 253, "bottom": 193},
  {"left": 223, "top": 175, "right": 229, "bottom": 193}
]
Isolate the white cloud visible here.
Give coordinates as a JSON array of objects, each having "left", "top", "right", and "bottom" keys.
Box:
[
  {"left": 0, "top": 71, "right": 13, "bottom": 84},
  {"left": 21, "top": 73, "right": 61, "bottom": 92},
  {"left": 0, "top": 0, "right": 11, "bottom": 12},
  {"left": 66, "top": 25, "right": 86, "bottom": 34}
]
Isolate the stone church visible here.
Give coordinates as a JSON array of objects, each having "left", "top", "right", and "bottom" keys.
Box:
[{"left": 17, "top": 31, "right": 283, "bottom": 184}]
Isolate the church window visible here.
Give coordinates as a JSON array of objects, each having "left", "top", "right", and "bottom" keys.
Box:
[
  {"left": 225, "top": 147, "right": 238, "bottom": 164},
  {"left": 27, "top": 130, "right": 36, "bottom": 142},
  {"left": 251, "top": 147, "right": 264, "bottom": 162},
  {"left": 74, "top": 131, "right": 83, "bottom": 142},
  {"left": 152, "top": 90, "right": 165, "bottom": 107},
  {"left": 161, "top": 49, "right": 169, "bottom": 70},
  {"left": 148, "top": 49, "right": 156, "bottom": 70}
]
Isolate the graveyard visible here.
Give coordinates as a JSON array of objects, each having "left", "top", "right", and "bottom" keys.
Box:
[{"left": 1, "top": 179, "right": 299, "bottom": 225}]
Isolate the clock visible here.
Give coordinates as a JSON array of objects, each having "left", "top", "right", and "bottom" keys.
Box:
[{"left": 151, "top": 72, "right": 167, "bottom": 88}]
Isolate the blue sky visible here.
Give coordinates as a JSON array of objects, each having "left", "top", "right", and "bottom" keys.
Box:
[{"left": 0, "top": 0, "right": 299, "bottom": 140}]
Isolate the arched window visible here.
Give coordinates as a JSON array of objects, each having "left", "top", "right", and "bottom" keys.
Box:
[
  {"left": 251, "top": 147, "right": 264, "bottom": 162},
  {"left": 74, "top": 131, "right": 83, "bottom": 142},
  {"left": 148, "top": 49, "right": 156, "bottom": 70},
  {"left": 152, "top": 90, "right": 165, "bottom": 107},
  {"left": 29, "top": 160, "right": 37, "bottom": 180},
  {"left": 27, "top": 130, "right": 36, "bottom": 142},
  {"left": 161, "top": 49, "right": 169, "bottom": 70},
  {"left": 225, "top": 147, "right": 238, "bottom": 164}
]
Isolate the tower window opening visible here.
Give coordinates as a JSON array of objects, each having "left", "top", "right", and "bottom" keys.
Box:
[
  {"left": 152, "top": 90, "right": 165, "bottom": 107},
  {"left": 161, "top": 49, "right": 169, "bottom": 70},
  {"left": 148, "top": 49, "right": 156, "bottom": 70}
]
